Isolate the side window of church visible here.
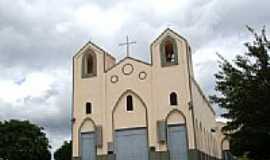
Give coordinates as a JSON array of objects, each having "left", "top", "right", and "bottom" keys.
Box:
[
  {"left": 86, "top": 102, "right": 92, "bottom": 114},
  {"left": 82, "top": 51, "right": 97, "bottom": 78},
  {"left": 170, "top": 92, "right": 178, "bottom": 105},
  {"left": 126, "top": 95, "right": 133, "bottom": 111},
  {"left": 160, "top": 37, "right": 178, "bottom": 66}
]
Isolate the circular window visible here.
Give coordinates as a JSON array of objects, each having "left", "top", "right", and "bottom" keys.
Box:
[
  {"left": 122, "top": 63, "right": 134, "bottom": 75},
  {"left": 111, "top": 75, "right": 119, "bottom": 83},
  {"left": 139, "top": 71, "right": 147, "bottom": 80}
]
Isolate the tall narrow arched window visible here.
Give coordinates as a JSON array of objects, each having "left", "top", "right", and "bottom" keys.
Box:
[
  {"left": 165, "top": 40, "right": 175, "bottom": 63},
  {"left": 86, "top": 102, "right": 92, "bottom": 114},
  {"left": 160, "top": 37, "right": 178, "bottom": 66},
  {"left": 86, "top": 54, "right": 94, "bottom": 74},
  {"left": 170, "top": 92, "right": 178, "bottom": 105},
  {"left": 126, "top": 95, "right": 133, "bottom": 111},
  {"left": 82, "top": 50, "right": 97, "bottom": 78}
]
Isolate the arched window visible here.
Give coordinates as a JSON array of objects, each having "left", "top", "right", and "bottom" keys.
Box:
[
  {"left": 86, "top": 102, "right": 92, "bottom": 114},
  {"left": 126, "top": 95, "right": 133, "bottom": 111},
  {"left": 170, "top": 92, "right": 178, "bottom": 105},
  {"left": 165, "top": 40, "right": 175, "bottom": 63},
  {"left": 82, "top": 50, "right": 97, "bottom": 78},
  {"left": 86, "top": 54, "right": 94, "bottom": 74},
  {"left": 160, "top": 37, "right": 178, "bottom": 66}
]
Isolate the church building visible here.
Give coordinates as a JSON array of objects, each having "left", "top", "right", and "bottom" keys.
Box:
[{"left": 71, "top": 28, "right": 231, "bottom": 160}]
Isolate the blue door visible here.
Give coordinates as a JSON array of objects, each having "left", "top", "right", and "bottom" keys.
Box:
[
  {"left": 167, "top": 125, "right": 188, "bottom": 160},
  {"left": 80, "top": 132, "right": 96, "bottom": 160},
  {"left": 115, "top": 128, "right": 148, "bottom": 160}
]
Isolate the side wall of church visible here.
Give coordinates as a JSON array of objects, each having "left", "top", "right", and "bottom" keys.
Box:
[
  {"left": 216, "top": 122, "right": 230, "bottom": 158},
  {"left": 191, "top": 79, "right": 224, "bottom": 159}
]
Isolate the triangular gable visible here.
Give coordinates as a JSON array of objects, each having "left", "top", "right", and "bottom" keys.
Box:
[
  {"left": 150, "top": 28, "right": 189, "bottom": 48},
  {"left": 73, "top": 41, "right": 115, "bottom": 60},
  {"left": 106, "top": 56, "right": 151, "bottom": 73}
]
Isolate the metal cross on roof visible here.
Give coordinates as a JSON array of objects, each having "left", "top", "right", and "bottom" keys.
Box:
[{"left": 119, "top": 36, "right": 136, "bottom": 57}]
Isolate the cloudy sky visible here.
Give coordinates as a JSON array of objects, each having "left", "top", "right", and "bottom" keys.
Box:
[{"left": 0, "top": 0, "right": 269, "bottom": 154}]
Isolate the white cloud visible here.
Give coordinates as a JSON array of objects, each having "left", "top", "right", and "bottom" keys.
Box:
[
  {"left": 144, "top": 0, "right": 187, "bottom": 16},
  {"left": 216, "top": 117, "right": 231, "bottom": 123},
  {"left": 0, "top": 72, "right": 54, "bottom": 104},
  {"left": 0, "top": 69, "right": 71, "bottom": 153},
  {"left": 73, "top": 3, "right": 130, "bottom": 37}
]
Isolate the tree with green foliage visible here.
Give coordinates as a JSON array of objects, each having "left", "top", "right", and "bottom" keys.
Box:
[
  {"left": 54, "top": 141, "right": 72, "bottom": 160},
  {"left": 0, "top": 120, "right": 51, "bottom": 160},
  {"left": 210, "top": 26, "right": 270, "bottom": 160}
]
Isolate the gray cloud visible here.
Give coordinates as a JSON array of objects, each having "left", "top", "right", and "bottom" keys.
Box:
[
  {"left": 0, "top": 0, "right": 269, "bottom": 155},
  {"left": 0, "top": 72, "right": 72, "bottom": 152}
]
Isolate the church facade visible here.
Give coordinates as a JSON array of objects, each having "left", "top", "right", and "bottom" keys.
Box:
[{"left": 72, "top": 28, "right": 230, "bottom": 160}]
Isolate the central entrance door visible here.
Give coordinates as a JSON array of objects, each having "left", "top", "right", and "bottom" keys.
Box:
[
  {"left": 80, "top": 132, "right": 96, "bottom": 160},
  {"left": 114, "top": 128, "right": 148, "bottom": 160},
  {"left": 167, "top": 124, "right": 188, "bottom": 160}
]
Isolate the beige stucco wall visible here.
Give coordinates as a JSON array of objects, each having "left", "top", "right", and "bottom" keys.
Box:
[
  {"left": 150, "top": 31, "right": 195, "bottom": 151},
  {"left": 113, "top": 91, "right": 147, "bottom": 129},
  {"left": 80, "top": 119, "right": 95, "bottom": 133},
  {"left": 72, "top": 42, "right": 108, "bottom": 156},
  {"left": 167, "top": 111, "right": 185, "bottom": 125},
  {"left": 72, "top": 29, "right": 227, "bottom": 158},
  {"left": 191, "top": 79, "right": 228, "bottom": 159},
  {"left": 105, "top": 54, "right": 116, "bottom": 71},
  {"left": 104, "top": 58, "right": 152, "bottom": 152}
]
